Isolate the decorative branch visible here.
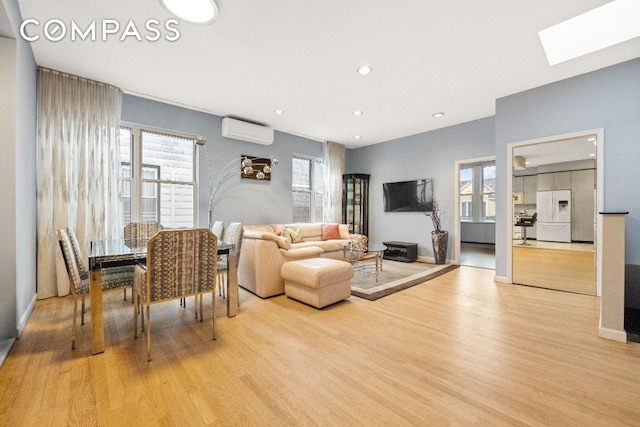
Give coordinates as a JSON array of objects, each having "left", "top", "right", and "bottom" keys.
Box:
[{"left": 424, "top": 197, "right": 445, "bottom": 232}]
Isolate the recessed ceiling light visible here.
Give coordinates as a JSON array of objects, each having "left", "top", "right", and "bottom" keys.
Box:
[
  {"left": 357, "top": 66, "right": 372, "bottom": 75},
  {"left": 352, "top": 110, "right": 363, "bottom": 116},
  {"left": 539, "top": 0, "right": 640, "bottom": 65},
  {"left": 160, "top": 0, "right": 219, "bottom": 24},
  {"left": 354, "top": 135, "right": 361, "bottom": 139},
  {"left": 590, "top": 153, "right": 596, "bottom": 157},
  {"left": 432, "top": 112, "right": 445, "bottom": 118},
  {"left": 274, "top": 109, "right": 284, "bottom": 115}
]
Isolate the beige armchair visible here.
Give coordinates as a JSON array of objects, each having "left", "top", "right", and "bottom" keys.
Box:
[{"left": 133, "top": 229, "right": 218, "bottom": 361}]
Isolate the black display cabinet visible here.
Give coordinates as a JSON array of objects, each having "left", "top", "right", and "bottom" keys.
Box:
[{"left": 342, "top": 174, "right": 370, "bottom": 236}]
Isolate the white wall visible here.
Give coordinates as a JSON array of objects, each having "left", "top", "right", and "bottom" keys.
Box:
[
  {"left": 0, "top": 36, "right": 18, "bottom": 341},
  {"left": 0, "top": 0, "right": 38, "bottom": 344},
  {"left": 494, "top": 58, "right": 640, "bottom": 278},
  {"left": 121, "top": 94, "right": 324, "bottom": 227},
  {"left": 346, "top": 117, "right": 496, "bottom": 260}
]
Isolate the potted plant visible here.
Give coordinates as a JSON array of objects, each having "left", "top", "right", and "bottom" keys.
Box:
[{"left": 424, "top": 198, "right": 448, "bottom": 264}]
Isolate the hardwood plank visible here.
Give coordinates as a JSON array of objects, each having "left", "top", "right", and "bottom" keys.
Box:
[
  {"left": 513, "top": 246, "right": 596, "bottom": 295},
  {"left": 2, "top": 267, "right": 640, "bottom": 425}
]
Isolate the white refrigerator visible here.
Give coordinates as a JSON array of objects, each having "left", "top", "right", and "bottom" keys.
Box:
[{"left": 536, "top": 190, "right": 571, "bottom": 243}]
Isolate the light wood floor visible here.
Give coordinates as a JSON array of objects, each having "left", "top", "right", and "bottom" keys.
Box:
[
  {"left": 513, "top": 246, "right": 596, "bottom": 295},
  {"left": 2, "top": 267, "right": 640, "bottom": 426}
]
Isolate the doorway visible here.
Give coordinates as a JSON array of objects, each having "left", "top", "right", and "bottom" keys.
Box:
[
  {"left": 454, "top": 156, "right": 496, "bottom": 269},
  {"left": 507, "top": 130, "right": 603, "bottom": 295}
]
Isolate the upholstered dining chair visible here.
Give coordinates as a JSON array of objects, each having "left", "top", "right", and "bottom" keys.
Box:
[
  {"left": 124, "top": 222, "right": 164, "bottom": 242},
  {"left": 67, "top": 227, "right": 133, "bottom": 300},
  {"left": 57, "top": 228, "right": 90, "bottom": 350},
  {"left": 217, "top": 222, "right": 243, "bottom": 299},
  {"left": 133, "top": 229, "right": 218, "bottom": 361},
  {"left": 211, "top": 221, "right": 224, "bottom": 239},
  {"left": 122, "top": 222, "right": 164, "bottom": 300}
]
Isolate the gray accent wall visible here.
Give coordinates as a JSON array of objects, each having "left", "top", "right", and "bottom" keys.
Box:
[
  {"left": 0, "top": 0, "right": 38, "bottom": 344},
  {"left": 495, "top": 58, "right": 640, "bottom": 279},
  {"left": 121, "top": 94, "right": 323, "bottom": 227},
  {"left": 346, "top": 116, "right": 495, "bottom": 260}
]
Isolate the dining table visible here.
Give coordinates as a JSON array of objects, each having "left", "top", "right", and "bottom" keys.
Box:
[{"left": 88, "top": 238, "right": 238, "bottom": 355}]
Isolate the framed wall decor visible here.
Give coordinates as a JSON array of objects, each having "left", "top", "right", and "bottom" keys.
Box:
[{"left": 240, "top": 155, "right": 273, "bottom": 180}]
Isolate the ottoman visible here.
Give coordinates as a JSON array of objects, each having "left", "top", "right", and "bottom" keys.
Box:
[{"left": 281, "top": 258, "right": 353, "bottom": 308}]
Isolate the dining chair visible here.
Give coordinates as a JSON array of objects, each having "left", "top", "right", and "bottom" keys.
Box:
[
  {"left": 133, "top": 229, "right": 218, "bottom": 362},
  {"left": 67, "top": 227, "right": 134, "bottom": 300},
  {"left": 57, "top": 228, "right": 90, "bottom": 350},
  {"left": 124, "top": 222, "right": 164, "bottom": 242},
  {"left": 211, "top": 221, "right": 224, "bottom": 239},
  {"left": 217, "top": 222, "right": 243, "bottom": 299},
  {"left": 122, "top": 222, "right": 164, "bottom": 300}
]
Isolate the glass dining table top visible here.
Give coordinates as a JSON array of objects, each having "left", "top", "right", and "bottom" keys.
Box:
[{"left": 89, "top": 238, "right": 235, "bottom": 269}]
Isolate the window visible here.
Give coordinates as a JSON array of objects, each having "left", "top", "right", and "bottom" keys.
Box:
[
  {"left": 459, "top": 161, "right": 495, "bottom": 222},
  {"left": 482, "top": 164, "right": 496, "bottom": 221},
  {"left": 118, "top": 125, "right": 198, "bottom": 231},
  {"left": 459, "top": 167, "right": 473, "bottom": 221},
  {"left": 292, "top": 155, "right": 324, "bottom": 222}
]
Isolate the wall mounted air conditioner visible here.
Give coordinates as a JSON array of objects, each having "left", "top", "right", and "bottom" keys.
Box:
[{"left": 221, "top": 117, "right": 274, "bottom": 145}]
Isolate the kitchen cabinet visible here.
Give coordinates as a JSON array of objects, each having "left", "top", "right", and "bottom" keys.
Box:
[
  {"left": 512, "top": 175, "right": 537, "bottom": 204},
  {"left": 523, "top": 175, "right": 537, "bottom": 204},
  {"left": 538, "top": 171, "right": 571, "bottom": 190},
  {"left": 571, "top": 169, "right": 595, "bottom": 242},
  {"left": 513, "top": 176, "right": 523, "bottom": 193}
]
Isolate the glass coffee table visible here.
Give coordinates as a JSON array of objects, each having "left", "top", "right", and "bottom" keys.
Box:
[{"left": 341, "top": 242, "right": 386, "bottom": 281}]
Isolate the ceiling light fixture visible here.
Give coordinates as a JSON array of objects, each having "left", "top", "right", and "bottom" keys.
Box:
[
  {"left": 539, "top": 0, "right": 640, "bottom": 65},
  {"left": 357, "top": 66, "right": 372, "bottom": 75},
  {"left": 274, "top": 109, "right": 284, "bottom": 115},
  {"left": 352, "top": 110, "right": 363, "bottom": 116},
  {"left": 432, "top": 112, "right": 445, "bottom": 118},
  {"left": 354, "top": 135, "right": 361, "bottom": 139},
  {"left": 160, "top": 0, "right": 219, "bottom": 24}
]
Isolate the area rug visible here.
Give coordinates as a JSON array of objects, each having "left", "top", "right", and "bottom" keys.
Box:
[{"left": 350, "top": 258, "right": 458, "bottom": 301}]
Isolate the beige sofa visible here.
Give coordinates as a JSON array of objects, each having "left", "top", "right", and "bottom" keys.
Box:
[{"left": 239, "top": 223, "right": 352, "bottom": 298}]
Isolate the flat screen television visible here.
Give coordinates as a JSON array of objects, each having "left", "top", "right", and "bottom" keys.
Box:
[{"left": 383, "top": 179, "right": 433, "bottom": 212}]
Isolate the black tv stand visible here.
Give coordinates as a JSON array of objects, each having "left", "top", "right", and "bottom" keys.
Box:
[{"left": 383, "top": 241, "right": 418, "bottom": 263}]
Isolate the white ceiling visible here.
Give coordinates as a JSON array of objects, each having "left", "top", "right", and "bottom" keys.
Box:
[
  {"left": 16, "top": 0, "right": 640, "bottom": 148},
  {"left": 514, "top": 135, "right": 597, "bottom": 168}
]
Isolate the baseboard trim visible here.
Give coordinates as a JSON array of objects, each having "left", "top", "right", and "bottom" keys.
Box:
[
  {"left": 494, "top": 275, "right": 510, "bottom": 283},
  {"left": 16, "top": 293, "right": 37, "bottom": 338},
  {"left": 599, "top": 327, "right": 627, "bottom": 343},
  {"left": 0, "top": 338, "right": 15, "bottom": 369}
]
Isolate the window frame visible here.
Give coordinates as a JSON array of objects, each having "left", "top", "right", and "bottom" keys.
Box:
[
  {"left": 459, "top": 160, "right": 495, "bottom": 223},
  {"left": 119, "top": 123, "right": 200, "bottom": 230},
  {"left": 291, "top": 154, "right": 324, "bottom": 223}
]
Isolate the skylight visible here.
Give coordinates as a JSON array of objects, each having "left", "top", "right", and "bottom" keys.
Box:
[{"left": 538, "top": 0, "right": 640, "bottom": 66}]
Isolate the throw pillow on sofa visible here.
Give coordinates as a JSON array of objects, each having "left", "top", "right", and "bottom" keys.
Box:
[
  {"left": 282, "top": 225, "right": 304, "bottom": 243},
  {"left": 275, "top": 235, "right": 292, "bottom": 249},
  {"left": 321, "top": 224, "right": 341, "bottom": 240}
]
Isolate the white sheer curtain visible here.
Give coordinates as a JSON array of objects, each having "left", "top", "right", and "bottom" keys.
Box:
[
  {"left": 322, "top": 141, "right": 346, "bottom": 223},
  {"left": 37, "top": 68, "right": 123, "bottom": 298}
]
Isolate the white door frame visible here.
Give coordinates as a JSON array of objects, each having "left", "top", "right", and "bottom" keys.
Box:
[
  {"left": 453, "top": 155, "right": 496, "bottom": 267},
  {"left": 505, "top": 128, "right": 604, "bottom": 295}
]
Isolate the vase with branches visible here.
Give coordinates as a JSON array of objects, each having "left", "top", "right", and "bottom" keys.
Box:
[
  {"left": 424, "top": 198, "right": 448, "bottom": 264},
  {"left": 424, "top": 198, "right": 445, "bottom": 232}
]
